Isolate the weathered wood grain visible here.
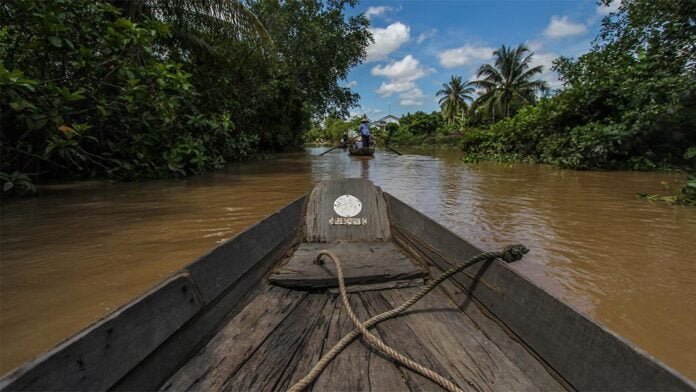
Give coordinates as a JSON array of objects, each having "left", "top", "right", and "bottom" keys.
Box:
[
  {"left": 436, "top": 277, "right": 568, "bottom": 391},
  {"left": 310, "top": 293, "right": 409, "bottom": 392},
  {"left": 160, "top": 286, "right": 307, "bottom": 391},
  {"left": 326, "top": 278, "right": 424, "bottom": 294},
  {"left": 385, "top": 193, "right": 696, "bottom": 391},
  {"left": 221, "top": 294, "right": 329, "bottom": 391},
  {"left": 269, "top": 242, "right": 425, "bottom": 289},
  {"left": 304, "top": 178, "right": 391, "bottom": 243},
  {"left": 379, "top": 287, "right": 542, "bottom": 392},
  {"left": 275, "top": 296, "right": 338, "bottom": 391},
  {"left": 0, "top": 273, "right": 203, "bottom": 392},
  {"left": 359, "top": 290, "right": 451, "bottom": 392},
  {"left": 115, "top": 199, "right": 304, "bottom": 391},
  {"left": 356, "top": 295, "right": 412, "bottom": 392}
]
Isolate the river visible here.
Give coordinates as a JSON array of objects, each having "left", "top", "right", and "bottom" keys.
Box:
[{"left": 1, "top": 147, "right": 694, "bottom": 379}]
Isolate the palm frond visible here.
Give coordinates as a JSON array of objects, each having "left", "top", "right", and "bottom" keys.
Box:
[{"left": 119, "top": 0, "right": 272, "bottom": 55}]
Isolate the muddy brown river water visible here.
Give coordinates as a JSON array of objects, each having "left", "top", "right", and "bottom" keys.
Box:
[{"left": 1, "top": 147, "right": 695, "bottom": 379}]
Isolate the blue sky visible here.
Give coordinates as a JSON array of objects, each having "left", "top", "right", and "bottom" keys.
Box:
[{"left": 344, "top": 0, "right": 621, "bottom": 120}]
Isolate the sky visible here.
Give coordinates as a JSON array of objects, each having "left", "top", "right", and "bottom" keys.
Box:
[{"left": 344, "top": 0, "right": 622, "bottom": 120}]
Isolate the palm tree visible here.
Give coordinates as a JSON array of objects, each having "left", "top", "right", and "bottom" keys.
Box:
[
  {"left": 472, "top": 44, "right": 548, "bottom": 119},
  {"left": 437, "top": 75, "right": 475, "bottom": 124},
  {"left": 115, "top": 0, "right": 272, "bottom": 55}
]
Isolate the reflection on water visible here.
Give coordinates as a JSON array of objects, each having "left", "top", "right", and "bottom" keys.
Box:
[{"left": 1, "top": 147, "right": 695, "bottom": 379}]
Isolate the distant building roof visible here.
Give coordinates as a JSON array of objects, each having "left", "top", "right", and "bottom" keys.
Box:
[
  {"left": 370, "top": 114, "right": 400, "bottom": 126},
  {"left": 376, "top": 114, "right": 400, "bottom": 122}
]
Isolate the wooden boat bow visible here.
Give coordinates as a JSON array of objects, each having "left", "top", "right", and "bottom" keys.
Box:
[{"left": 1, "top": 179, "right": 693, "bottom": 392}]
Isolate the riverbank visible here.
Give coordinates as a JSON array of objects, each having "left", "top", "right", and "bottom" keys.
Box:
[
  {"left": 384, "top": 130, "right": 696, "bottom": 206},
  {"left": 1, "top": 0, "right": 370, "bottom": 198}
]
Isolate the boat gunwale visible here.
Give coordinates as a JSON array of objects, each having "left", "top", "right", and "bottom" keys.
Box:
[
  {"left": 383, "top": 191, "right": 696, "bottom": 391},
  {"left": 0, "top": 196, "right": 307, "bottom": 391}
]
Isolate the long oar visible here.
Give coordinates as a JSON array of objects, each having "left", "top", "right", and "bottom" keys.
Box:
[
  {"left": 384, "top": 144, "right": 403, "bottom": 156},
  {"left": 319, "top": 145, "right": 343, "bottom": 156},
  {"left": 374, "top": 136, "right": 402, "bottom": 155},
  {"left": 321, "top": 136, "right": 362, "bottom": 156}
]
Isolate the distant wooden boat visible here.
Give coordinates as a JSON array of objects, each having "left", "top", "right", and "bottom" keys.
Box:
[
  {"left": 1, "top": 179, "right": 693, "bottom": 391},
  {"left": 348, "top": 142, "right": 375, "bottom": 156}
]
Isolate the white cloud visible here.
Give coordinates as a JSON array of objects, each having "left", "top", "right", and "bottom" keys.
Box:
[
  {"left": 351, "top": 107, "right": 383, "bottom": 118},
  {"left": 530, "top": 52, "right": 563, "bottom": 89},
  {"left": 365, "top": 22, "right": 410, "bottom": 62},
  {"left": 416, "top": 29, "right": 437, "bottom": 44},
  {"left": 365, "top": 6, "right": 391, "bottom": 18},
  {"left": 370, "top": 53, "right": 433, "bottom": 106},
  {"left": 597, "top": 0, "right": 621, "bottom": 15},
  {"left": 371, "top": 55, "right": 434, "bottom": 83},
  {"left": 399, "top": 88, "right": 425, "bottom": 106},
  {"left": 345, "top": 80, "right": 358, "bottom": 87},
  {"left": 438, "top": 45, "right": 495, "bottom": 68},
  {"left": 526, "top": 40, "right": 545, "bottom": 52},
  {"left": 376, "top": 81, "right": 417, "bottom": 97},
  {"left": 543, "top": 16, "right": 587, "bottom": 38}
]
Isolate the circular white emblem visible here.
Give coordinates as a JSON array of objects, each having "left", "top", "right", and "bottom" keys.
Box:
[{"left": 333, "top": 195, "right": 362, "bottom": 217}]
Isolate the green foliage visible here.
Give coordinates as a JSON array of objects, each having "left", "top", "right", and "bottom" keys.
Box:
[
  {"left": 437, "top": 76, "right": 474, "bottom": 124},
  {"left": 127, "top": 0, "right": 274, "bottom": 51},
  {"left": 0, "top": 171, "right": 36, "bottom": 196},
  {"left": 397, "top": 111, "right": 444, "bottom": 136},
  {"left": 681, "top": 175, "right": 696, "bottom": 205},
  {"left": 385, "top": 122, "right": 399, "bottom": 135},
  {"left": 0, "top": 0, "right": 370, "bottom": 195},
  {"left": 460, "top": 0, "right": 696, "bottom": 172},
  {"left": 305, "top": 116, "right": 362, "bottom": 144},
  {"left": 471, "top": 44, "right": 548, "bottom": 120},
  {"left": 383, "top": 112, "right": 461, "bottom": 146},
  {"left": 1, "top": 0, "right": 202, "bottom": 182},
  {"left": 636, "top": 175, "right": 696, "bottom": 206}
]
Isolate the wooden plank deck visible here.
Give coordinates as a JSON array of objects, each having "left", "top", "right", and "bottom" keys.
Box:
[
  {"left": 269, "top": 242, "right": 426, "bottom": 290},
  {"left": 163, "top": 283, "right": 566, "bottom": 392}
]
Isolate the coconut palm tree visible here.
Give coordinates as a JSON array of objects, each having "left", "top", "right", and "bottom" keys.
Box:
[
  {"left": 115, "top": 0, "right": 272, "bottom": 55},
  {"left": 472, "top": 44, "right": 548, "bottom": 119},
  {"left": 437, "top": 75, "right": 475, "bottom": 124}
]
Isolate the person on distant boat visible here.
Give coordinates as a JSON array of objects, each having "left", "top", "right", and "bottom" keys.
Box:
[{"left": 359, "top": 118, "right": 371, "bottom": 149}]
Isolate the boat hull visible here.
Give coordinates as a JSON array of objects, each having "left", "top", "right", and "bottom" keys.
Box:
[
  {"left": 1, "top": 179, "right": 693, "bottom": 391},
  {"left": 348, "top": 147, "right": 375, "bottom": 156}
]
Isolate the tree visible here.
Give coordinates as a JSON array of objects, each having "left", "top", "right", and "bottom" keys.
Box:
[
  {"left": 436, "top": 75, "right": 475, "bottom": 124},
  {"left": 0, "top": 0, "right": 371, "bottom": 194},
  {"left": 472, "top": 44, "right": 548, "bottom": 119},
  {"left": 323, "top": 116, "right": 362, "bottom": 143},
  {"left": 460, "top": 1, "right": 696, "bottom": 170},
  {"left": 251, "top": 0, "right": 371, "bottom": 119},
  {"left": 113, "top": 0, "right": 272, "bottom": 55},
  {"left": 546, "top": 0, "right": 696, "bottom": 168},
  {"left": 399, "top": 111, "right": 443, "bottom": 135}
]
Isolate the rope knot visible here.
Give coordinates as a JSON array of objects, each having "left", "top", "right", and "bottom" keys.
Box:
[{"left": 500, "top": 244, "right": 529, "bottom": 263}]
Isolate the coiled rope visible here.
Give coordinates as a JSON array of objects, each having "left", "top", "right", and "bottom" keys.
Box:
[{"left": 288, "top": 244, "right": 529, "bottom": 392}]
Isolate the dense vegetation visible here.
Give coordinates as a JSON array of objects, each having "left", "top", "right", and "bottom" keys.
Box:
[
  {"left": 386, "top": 111, "right": 457, "bottom": 146},
  {"left": 385, "top": 44, "right": 551, "bottom": 147},
  {"left": 637, "top": 174, "right": 696, "bottom": 206},
  {"left": 305, "top": 116, "right": 363, "bottom": 145},
  {"left": 1, "top": 0, "right": 370, "bottom": 194},
  {"left": 457, "top": 0, "right": 695, "bottom": 171}
]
